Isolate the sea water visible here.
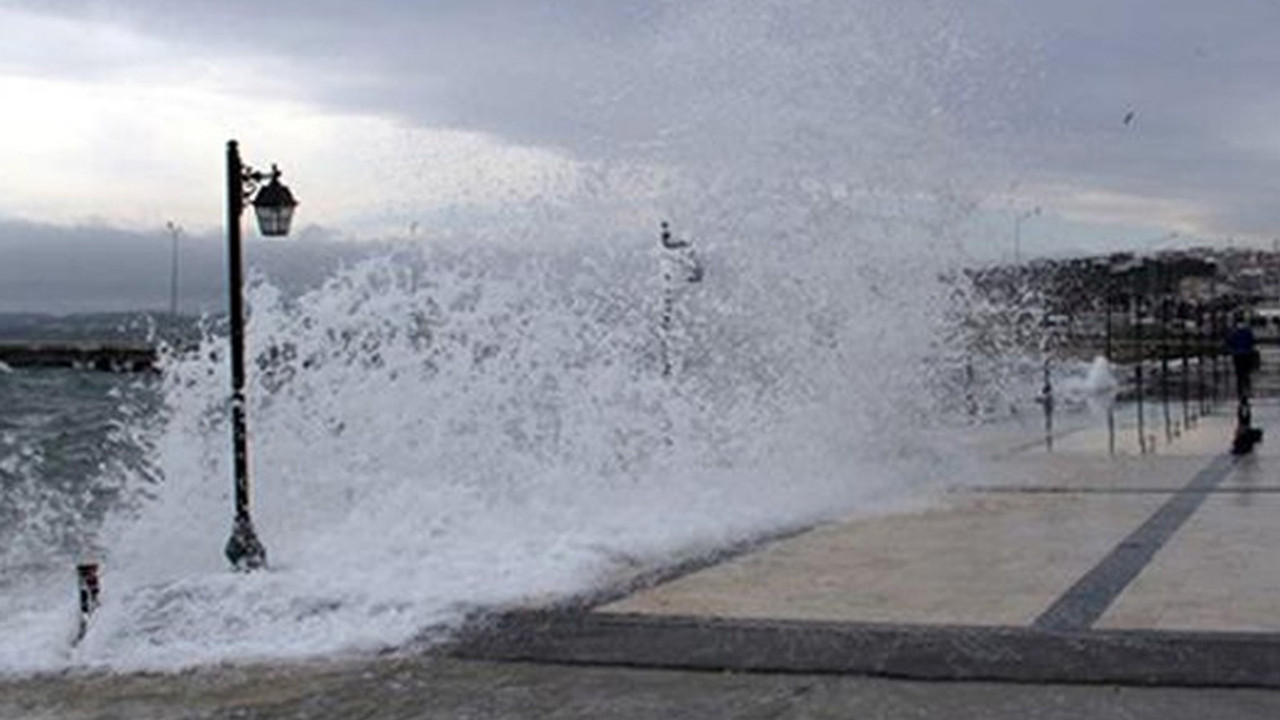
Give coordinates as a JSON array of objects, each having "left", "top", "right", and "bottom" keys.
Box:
[
  {"left": 0, "top": 365, "right": 160, "bottom": 671},
  {"left": 2, "top": 0, "right": 1058, "bottom": 674}
]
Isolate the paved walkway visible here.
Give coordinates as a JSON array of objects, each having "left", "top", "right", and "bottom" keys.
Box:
[
  {"left": 9, "top": 655, "right": 1280, "bottom": 719},
  {"left": 14, "top": 653, "right": 1280, "bottom": 720},
  {"left": 461, "top": 395, "right": 1280, "bottom": 688},
  {"left": 599, "top": 413, "right": 1258, "bottom": 632}
]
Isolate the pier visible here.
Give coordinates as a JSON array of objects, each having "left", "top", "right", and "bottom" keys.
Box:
[{"left": 0, "top": 340, "right": 156, "bottom": 372}]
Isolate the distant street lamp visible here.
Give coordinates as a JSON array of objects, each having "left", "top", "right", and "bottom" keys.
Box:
[
  {"left": 166, "top": 221, "right": 182, "bottom": 318},
  {"left": 1013, "top": 206, "right": 1041, "bottom": 263},
  {"left": 223, "top": 139, "right": 298, "bottom": 571}
]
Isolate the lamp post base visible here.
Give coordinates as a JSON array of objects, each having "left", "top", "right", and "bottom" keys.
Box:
[{"left": 225, "top": 515, "right": 267, "bottom": 571}]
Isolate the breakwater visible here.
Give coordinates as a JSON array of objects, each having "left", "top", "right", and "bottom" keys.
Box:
[{"left": 0, "top": 341, "right": 156, "bottom": 372}]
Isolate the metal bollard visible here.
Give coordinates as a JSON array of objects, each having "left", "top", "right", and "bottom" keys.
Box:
[{"left": 75, "top": 562, "right": 101, "bottom": 643}]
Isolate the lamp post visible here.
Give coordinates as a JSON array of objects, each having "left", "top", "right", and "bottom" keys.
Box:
[
  {"left": 657, "top": 221, "right": 703, "bottom": 378},
  {"left": 166, "top": 221, "right": 182, "bottom": 318},
  {"left": 224, "top": 139, "right": 298, "bottom": 571},
  {"left": 1040, "top": 311, "right": 1054, "bottom": 452},
  {"left": 1013, "top": 206, "right": 1040, "bottom": 263}
]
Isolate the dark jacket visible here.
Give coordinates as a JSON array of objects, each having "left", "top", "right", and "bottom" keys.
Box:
[{"left": 1227, "top": 326, "right": 1256, "bottom": 358}]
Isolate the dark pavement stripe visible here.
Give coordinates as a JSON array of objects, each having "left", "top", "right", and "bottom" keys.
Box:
[
  {"left": 454, "top": 610, "right": 1280, "bottom": 688},
  {"left": 1031, "top": 454, "right": 1238, "bottom": 632}
]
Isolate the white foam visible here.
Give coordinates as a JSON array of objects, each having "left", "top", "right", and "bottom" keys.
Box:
[{"left": 1, "top": 0, "right": 1021, "bottom": 674}]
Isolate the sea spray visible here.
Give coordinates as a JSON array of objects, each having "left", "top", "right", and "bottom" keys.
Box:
[
  {"left": 83, "top": 189, "right": 971, "bottom": 668},
  {"left": 31, "top": 0, "right": 1030, "bottom": 671}
]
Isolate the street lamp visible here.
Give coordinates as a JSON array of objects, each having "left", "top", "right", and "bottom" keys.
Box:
[
  {"left": 1013, "top": 206, "right": 1041, "bottom": 263},
  {"left": 166, "top": 221, "right": 182, "bottom": 318},
  {"left": 223, "top": 139, "right": 298, "bottom": 571},
  {"left": 658, "top": 221, "right": 703, "bottom": 378}
]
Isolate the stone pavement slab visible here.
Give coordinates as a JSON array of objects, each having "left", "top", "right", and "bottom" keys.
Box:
[
  {"left": 1101, "top": 492, "right": 1280, "bottom": 632},
  {"left": 598, "top": 493, "right": 1167, "bottom": 627}
]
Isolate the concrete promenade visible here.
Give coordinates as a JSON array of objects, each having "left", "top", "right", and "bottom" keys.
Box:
[
  {"left": 9, "top": 371, "right": 1280, "bottom": 717},
  {"left": 461, "top": 397, "right": 1280, "bottom": 688}
]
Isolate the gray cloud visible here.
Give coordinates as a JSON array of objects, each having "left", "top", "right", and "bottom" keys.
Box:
[
  {"left": 967, "top": 0, "right": 1280, "bottom": 236},
  {"left": 2, "top": 1, "right": 1014, "bottom": 173},
  {"left": 5, "top": 0, "right": 1280, "bottom": 246}
]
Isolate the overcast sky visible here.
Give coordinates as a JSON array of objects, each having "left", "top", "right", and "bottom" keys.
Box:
[{"left": 2, "top": 0, "right": 1279, "bottom": 311}]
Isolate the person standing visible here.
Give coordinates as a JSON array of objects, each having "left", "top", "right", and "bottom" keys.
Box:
[
  {"left": 1227, "top": 316, "right": 1259, "bottom": 399},
  {"left": 1228, "top": 315, "right": 1264, "bottom": 454}
]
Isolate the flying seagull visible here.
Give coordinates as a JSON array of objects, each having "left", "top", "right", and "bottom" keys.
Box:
[{"left": 1123, "top": 109, "right": 1136, "bottom": 126}]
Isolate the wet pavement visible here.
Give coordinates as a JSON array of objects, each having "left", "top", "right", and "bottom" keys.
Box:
[{"left": 8, "top": 655, "right": 1280, "bottom": 719}]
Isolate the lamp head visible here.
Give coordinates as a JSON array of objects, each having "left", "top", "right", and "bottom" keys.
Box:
[{"left": 251, "top": 166, "right": 298, "bottom": 237}]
